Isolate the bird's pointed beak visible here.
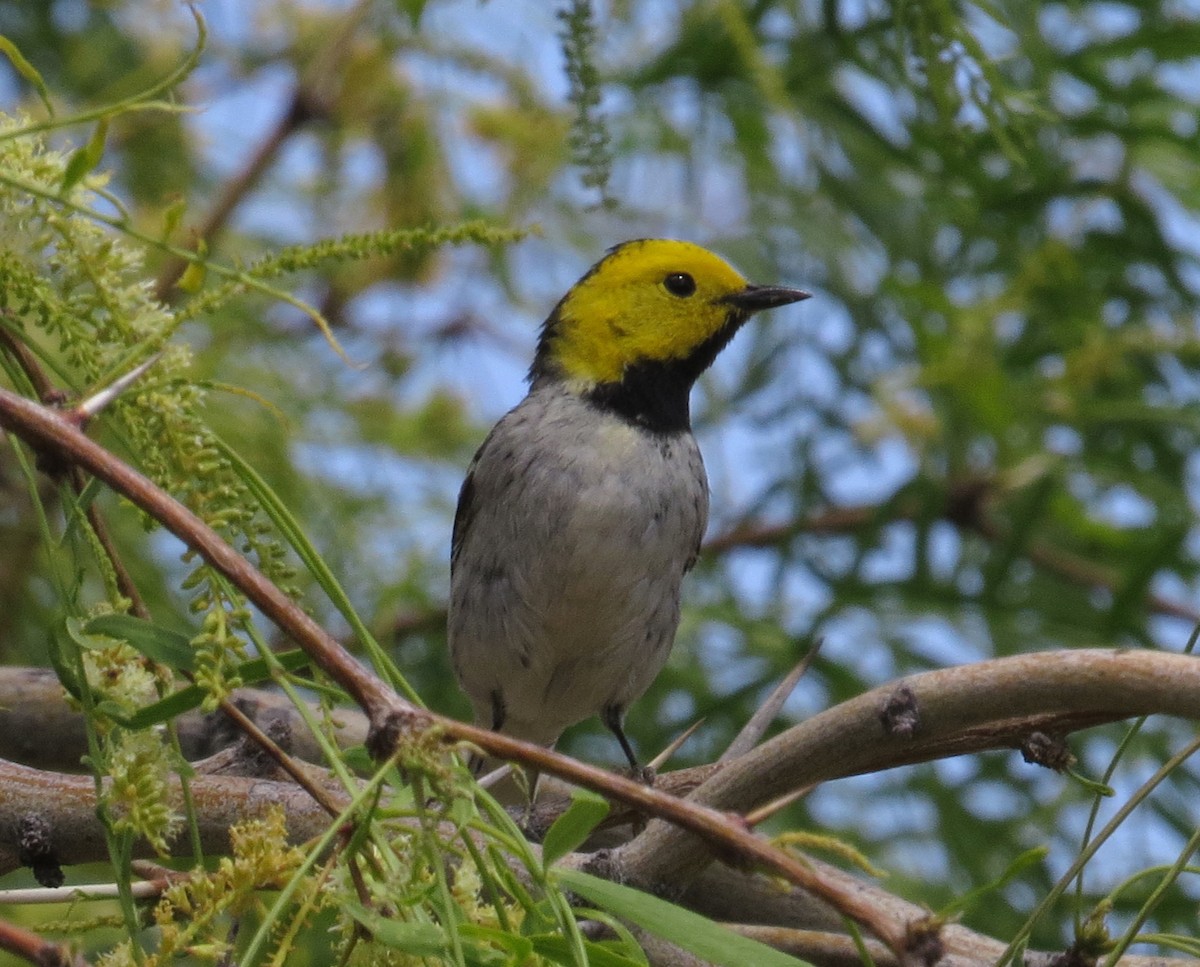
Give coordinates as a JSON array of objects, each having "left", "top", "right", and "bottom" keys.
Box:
[{"left": 723, "top": 284, "right": 812, "bottom": 313}]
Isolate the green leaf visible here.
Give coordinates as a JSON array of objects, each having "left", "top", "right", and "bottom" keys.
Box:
[
  {"left": 177, "top": 258, "right": 206, "bottom": 293},
  {"left": 457, "top": 923, "right": 533, "bottom": 965},
  {"left": 530, "top": 934, "right": 647, "bottom": 967},
  {"left": 117, "top": 648, "right": 311, "bottom": 729},
  {"left": 342, "top": 903, "right": 524, "bottom": 965},
  {"left": 160, "top": 195, "right": 187, "bottom": 241},
  {"left": 370, "top": 920, "right": 446, "bottom": 954},
  {"left": 343, "top": 901, "right": 446, "bottom": 954},
  {"left": 48, "top": 621, "right": 86, "bottom": 703},
  {"left": 555, "top": 870, "right": 813, "bottom": 967},
  {"left": 74, "top": 475, "right": 104, "bottom": 513},
  {"left": 83, "top": 613, "right": 196, "bottom": 672},
  {"left": 177, "top": 236, "right": 208, "bottom": 293},
  {"left": 119, "top": 686, "right": 208, "bottom": 730},
  {"left": 60, "top": 118, "right": 109, "bottom": 192},
  {"left": 542, "top": 788, "right": 610, "bottom": 866},
  {"left": 0, "top": 35, "right": 53, "bottom": 115},
  {"left": 939, "top": 845, "right": 1049, "bottom": 919}
]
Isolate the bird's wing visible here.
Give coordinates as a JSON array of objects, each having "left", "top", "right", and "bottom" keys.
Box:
[
  {"left": 451, "top": 427, "right": 498, "bottom": 572},
  {"left": 451, "top": 464, "right": 478, "bottom": 573},
  {"left": 682, "top": 440, "right": 709, "bottom": 574}
]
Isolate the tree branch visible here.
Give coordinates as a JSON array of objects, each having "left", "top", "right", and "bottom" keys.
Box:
[
  {"left": 612, "top": 648, "right": 1200, "bottom": 891},
  {"left": 153, "top": 0, "right": 373, "bottom": 298},
  {"left": 703, "top": 486, "right": 1200, "bottom": 627},
  {"left": 8, "top": 387, "right": 1200, "bottom": 959},
  {"left": 0, "top": 387, "right": 915, "bottom": 952},
  {"left": 0, "top": 667, "right": 369, "bottom": 772},
  {"left": 0, "top": 758, "right": 335, "bottom": 876}
]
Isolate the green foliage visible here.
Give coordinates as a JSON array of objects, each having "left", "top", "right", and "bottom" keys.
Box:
[
  {"left": 556, "top": 870, "right": 810, "bottom": 967},
  {"left": 557, "top": 0, "right": 615, "bottom": 207},
  {"left": 1, "top": 0, "right": 1199, "bottom": 963},
  {"left": 96, "top": 808, "right": 310, "bottom": 967},
  {"left": 0, "top": 111, "right": 292, "bottom": 704}
]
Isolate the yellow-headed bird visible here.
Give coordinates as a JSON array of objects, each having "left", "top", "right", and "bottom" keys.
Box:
[{"left": 449, "top": 239, "right": 810, "bottom": 780}]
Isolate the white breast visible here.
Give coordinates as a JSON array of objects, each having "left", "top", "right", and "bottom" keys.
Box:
[{"left": 448, "top": 388, "right": 708, "bottom": 746}]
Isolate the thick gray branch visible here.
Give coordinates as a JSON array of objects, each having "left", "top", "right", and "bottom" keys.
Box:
[
  {"left": 615, "top": 648, "right": 1200, "bottom": 889},
  {"left": 0, "top": 667, "right": 368, "bottom": 772}
]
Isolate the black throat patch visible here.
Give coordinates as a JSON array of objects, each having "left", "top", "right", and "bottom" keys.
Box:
[{"left": 582, "top": 311, "right": 748, "bottom": 434}]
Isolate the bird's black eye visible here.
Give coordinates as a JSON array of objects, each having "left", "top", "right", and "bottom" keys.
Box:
[{"left": 663, "top": 272, "right": 696, "bottom": 297}]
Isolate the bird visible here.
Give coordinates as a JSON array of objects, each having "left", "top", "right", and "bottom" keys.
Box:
[{"left": 448, "top": 239, "right": 810, "bottom": 788}]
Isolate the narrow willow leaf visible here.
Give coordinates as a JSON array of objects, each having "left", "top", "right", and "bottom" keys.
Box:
[
  {"left": 542, "top": 788, "right": 610, "bottom": 866},
  {"left": 531, "top": 934, "right": 647, "bottom": 967},
  {"left": 83, "top": 612, "right": 195, "bottom": 672},
  {"left": 938, "top": 845, "right": 1049, "bottom": 918},
  {"left": 118, "top": 648, "right": 310, "bottom": 730},
  {"left": 0, "top": 35, "right": 53, "bottom": 115},
  {"left": 342, "top": 901, "right": 446, "bottom": 955},
  {"left": 555, "top": 869, "right": 813, "bottom": 967},
  {"left": 61, "top": 118, "right": 109, "bottom": 192},
  {"left": 178, "top": 237, "right": 208, "bottom": 293}
]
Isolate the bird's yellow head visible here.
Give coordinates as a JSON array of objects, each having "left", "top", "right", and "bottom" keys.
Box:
[{"left": 531, "top": 239, "right": 809, "bottom": 431}]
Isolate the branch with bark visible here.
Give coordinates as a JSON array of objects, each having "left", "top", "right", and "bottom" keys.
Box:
[{"left": 2, "top": 384, "right": 1199, "bottom": 966}]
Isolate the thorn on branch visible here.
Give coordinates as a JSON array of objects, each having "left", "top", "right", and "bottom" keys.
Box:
[
  {"left": 16, "top": 814, "right": 63, "bottom": 889},
  {"left": 1019, "top": 731, "right": 1075, "bottom": 772},
  {"left": 647, "top": 718, "right": 704, "bottom": 771},
  {"left": 74, "top": 352, "right": 163, "bottom": 423},
  {"left": 879, "top": 685, "right": 920, "bottom": 739},
  {"left": 722, "top": 640, "right": 822, "bottom": 764},
  {"left": 743, "top": 785, "right": 811, "bottom": 827},
  {"left": 23, "top": 354, "right": 163, "bottom": 477}
]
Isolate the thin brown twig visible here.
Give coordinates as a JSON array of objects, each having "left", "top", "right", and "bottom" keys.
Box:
[
  {"left": 0, "top": 324, "right": 58, "bottom": 402},
  {"left": 968, "top": 514, "right": 1200, "bottom": 624},
  {"left": 1, "top": 331, "right": 343, "bottom": 801},
  {"left": 153, "top": 0, "right": 373, "bottom": 299},
  {"left": 1, "top": 325, "right": 149, "bottom": 614},
  {"left": 0, "top": 387, "right": 399, "bottom": 717},
  {"left": 704, "top": 490, "right": 1200, "bottom": 626},
  {"left": 210, "top": 696, "right": 344, "bottom": 816},
  {"left": 0, "top": 335, "right": 349, "bottom": 815},
  {"left": 702, "top": 505, "right": 880, "bottom": 553},
  {"left": 0, "top": 915, "right": 89, "bottom": 967},
  {"left": 154, "top": 90, "right": 312, "bottom": 299}
]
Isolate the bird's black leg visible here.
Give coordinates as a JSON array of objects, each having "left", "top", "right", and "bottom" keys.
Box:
[
  {"left": 602, "top": 704, "right": 640, "bottom": 774},
  {"left": 468, "top": 690, "right": 509, "bottom": 777},
  {"left": 489, "top": 689, "right": 507, "bottom": 731}
]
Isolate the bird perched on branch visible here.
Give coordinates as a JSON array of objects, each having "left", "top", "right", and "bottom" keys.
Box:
[{"left": 449, "top": 239, "right": 810, "bottom": 788}]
